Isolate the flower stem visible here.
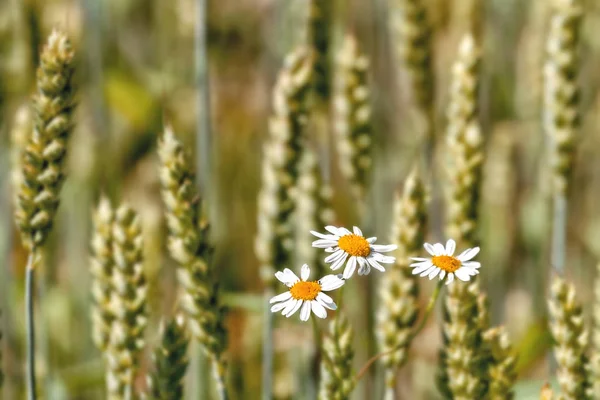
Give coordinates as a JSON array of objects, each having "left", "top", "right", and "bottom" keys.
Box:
[
  {"left": 25, "top": 250, "right": 37, "bottom": 400},
  {"left": 353, "top": 279, "right": 444, "bottom": 382},
  {"left": 552, "top": 193, "right": 566, "bottom": 276}
]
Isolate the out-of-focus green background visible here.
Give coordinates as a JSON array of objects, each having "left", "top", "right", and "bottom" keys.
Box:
[{"left": 1, "top": 0, "right": 600, "bottom": 398}]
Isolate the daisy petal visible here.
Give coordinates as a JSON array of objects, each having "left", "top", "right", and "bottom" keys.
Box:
[
  {"left": 367, "top": 237, "right": 377, "bottom": 243},
  {"left": 433, "top": 243, "right": 445, "bottom": 255},
  {"left": 282, "top": 299, "right": 300, "bottom": 316},
  {"left": 446, "top": 239, "right": 456, "bottom": 256},
  {"left": 343, "top": 256, "right": 358, "bottom": 279},
  {"left": 269, "top": 291, "right": 292, "bottom": 304},
  {"left": 325, "top": 226, "right": 340, "bottom": 235},
  {"left": 353, "top": 226, "right": 363, "bottom": 236},
  {"left": 410, "top": 260, "right": 432, "bottom": 268},
  {"left": 429, "top": 267, "right": 440, "bottom": 280},
  {"left": 371, "top": 252, "right": 395, "bottom": 264},
  {"left": 462, "top": 261, "right": 481, "bottom": 269},
  {"left": 310, "top": 231, "right": 339, "bottom": 240},
  {"left": 446, "top": 273, "right": 454, "bottom": 285},
  {"left": 325, "top": 249, "right": 345, "bottom": 263},
  {"left": 358, "top": 263, "right": 370, "bottom": 275},
  {"left": 312, "top": 239, "right": 339, "bottom": 248},
  {"left": 319, "top": 275, "right": 345, "bottom": 291},
  {"left": 316, "top": 292, "right": 336, "bottom": 309},
  {"left": 412, "top": 262, "right": 433, "bottom": 275},
  {"left": 439, "top": 270, "right": 446, "bottom": 280},
  {"left": 457, "top": 247, "right": 480, "bottom": 261},
  {"left": 370, "top": 244, "right": 397, "bottom": 253},
  {"left": 455, "top": 268, "right": 472, "bottom": 282},
  {"left": 330, "top": 253, "right": 348, "bottom": 270},
  {"left": 420, "top": 266, "right": 436, "bottom": 277},
  {"left": 299, "top": 301, "right": 311, "bottom": 321},
  {"left": 311, "top": 300, "right": 327, "bottom": 318},
  {"left": 410, "top": 257, "right": 428, "bottom": 262},
  {"left": 270, "top": 300, "right": 290, "bottom": 313},
  {"left": 424, "top": 243, "right": 436, "bottom": 256},
  {"left": 366, "top": 256, "right": 386, "bottom": 272},
  {"left": 339, "top": 227, "right": 352, "bottom": 236},
  {"left": 301, "top": 264, "right": 310, "bottom": 281}
]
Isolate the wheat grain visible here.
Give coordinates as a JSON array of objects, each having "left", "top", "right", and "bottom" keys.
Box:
[
  {"left": 307, "top": 0, "right": 332, "bottom": 104},
  {"left": 483, "top": 326, "right": 517, "bottom": 400}
]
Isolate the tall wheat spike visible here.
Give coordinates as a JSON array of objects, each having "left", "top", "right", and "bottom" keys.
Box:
[
  {"left": 146, "top": 314, "right": 190, "bottom": 400},
  {"left": 157, "top": 127, "right": 228, "bottom": 399},
  {"left": 90, "top": 196, "right": 115, "bottom": 354},
  {"left": 335, "top": 36, "right": 373, "bottom": 205},
  {"left": 255, "top": 47, "right": 314, "bottom": 285},
  {"left": 318, "top": 313, "right": 355, "bottom": 400},
  {"left": 307, "top": 0, "right": 333, "bottom": 104},
  {"left": 437, "top": 34, "right": 489, "bottom": 400},
  {"left": 393, "top": 0, "right": 434, "bottom": 126},
  {"left": 295, "top": 150, "right": 335, "bottom": 278},
  {"left": 255, "top": 47, "right": 313, "bottom": 400},
  {"left": 376, "top": 168, "right": 427, "bottom": 392},
  {"left": 14, "top": 30, "right": 76, "bottom": 250},
  {"left": 106, "top": 204, "right": 148, "bottom": 399},
  {"left": 543, "top": 0, "right": 582, "bottom": 196},
  {"left": 482, "top": 326, "right": 517, "bottom": 400},
  {"left": 548, "top": 275, "right": 591, "bottom": 400}
]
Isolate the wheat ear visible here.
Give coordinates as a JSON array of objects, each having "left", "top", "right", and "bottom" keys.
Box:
[
  {"left": 438, "top": 33, "right": 489, "bottom": 400},
  {"left": 158, "top": 127, "right": 228, "bottom": 399},
  {"left": 255, "top": 47, "right": 313, "bottom": 400},
  {"left": 483, "top": 326, "right": 517, "bottom": 400},
  {"left": 10, "top": 105, "right": 31, "bottom": 197},
  {"left": 105, "top": 204, "right": 148, "bottom": 399},
  {"left": 335, "top": 35, "right": 373, "bottom": 205},
  {"left": 592, "top": 263, "right": 600, "bottom": 398},
  {"left": 14, "top": 30, "right": 76, "bottom": 250},
  {"left": 146, "top": 314, "right": 190, "bottom": 399},
  {"left": 548, "top": 275, "right": 591, "bottom": 400},
  {"left": 376, "top": 168, "right": 427, "bottom": 391},
  {"left": 318, "top": 313, "right": 355, "bottom": 400}
]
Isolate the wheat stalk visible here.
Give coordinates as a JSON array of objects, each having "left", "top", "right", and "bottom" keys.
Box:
[
  {"left": 548, "top": 275, "right": 591, "bottom": 400},
  {"left": 483, "top": 326, "right": 517, "bottom": 400},
  {"left": 105, "top": 204, "right": 148, "bottom": 399},
  {"left": 334, "top": 35, "right": 373, "bottom": 205},
  {"left": 376, "top": 168, "right": 427, "bottom": 392},
  {"left": 158, "top": 127, "right": 229, "bottom": 399},
  {"left": 146, "top": 314, "right": 190, "bottom": 400},
  {"left": 318, "top": 313, "right": 354, "bottom": 400},
  {"left": 0, "top": 309, "right": 3, "bottom": 390}
]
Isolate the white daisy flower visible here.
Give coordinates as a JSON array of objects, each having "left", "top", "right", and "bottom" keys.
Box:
[
  {"left": 310, "top": 225, "right": 397, "bottom": 279},
  {"left": 270, "top": 264, "right": 345, "bottom": 321},
  {"left": 409, "top": 239, "right": 481, "bottom": 285}
]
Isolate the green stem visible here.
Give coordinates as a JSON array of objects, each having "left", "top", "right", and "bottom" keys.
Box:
[
  {"left": 25, "top": 250, "right": 37, "bottom": 400},
  {"left": 353, "top": 279, "right": 444, "bottom": 383}
]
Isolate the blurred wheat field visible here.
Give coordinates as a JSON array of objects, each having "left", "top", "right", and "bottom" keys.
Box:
[{"left": 2, "top": 0, "right": 600, "bottom": 399}]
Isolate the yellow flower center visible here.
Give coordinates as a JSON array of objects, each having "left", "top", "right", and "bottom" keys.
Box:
[
  {"left": 337, "top": 234, "right": 371, "bottom": 257},
  {"left": 290, "top": 281, "right": 321, "bottom": 301},
  {"left": 432, "top": 255, "right": 462, "bottom": 273}
]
